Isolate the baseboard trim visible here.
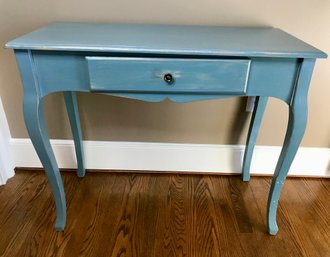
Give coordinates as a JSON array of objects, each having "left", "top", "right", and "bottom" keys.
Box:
[
  {"left": 0, "top": 98, "right": 14, "bottom": 185},
  {"left": 10, "top": 139, "right": 330, "bottom": 177}
]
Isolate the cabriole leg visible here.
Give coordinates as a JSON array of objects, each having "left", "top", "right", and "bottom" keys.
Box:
[
  {"left": 242, "top": 96, "right": 268, "bottom": 181},
  {"left": 267, "top": 58, "right": 315, "bottom": 235},
  {"left": 267, "top": 105, "right": 307, "bottom": 235},
  {"left": 64, "top": 92, "right": 85, "bottom": 177},
  {"left": 16, "top": 49, "right": 66, "bottom": 231},
  {"left": 24, "top": 96, "right": 66, "bottom": 230}
]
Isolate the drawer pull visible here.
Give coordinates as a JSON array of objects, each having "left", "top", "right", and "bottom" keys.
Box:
[{"left": 163, "top": 73, "right": 174, "bottom": 84}]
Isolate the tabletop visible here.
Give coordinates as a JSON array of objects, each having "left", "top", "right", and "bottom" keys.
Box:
[{"left": 6, "top": 22, "right": 327, "bottom": 58}]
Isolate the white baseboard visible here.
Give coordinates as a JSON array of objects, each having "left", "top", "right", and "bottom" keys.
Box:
[
  {"left": 0, "top": 98, "right": 14, "bottom": 185},
  {"left": 10, "top": 139, "right": 330, "bottom": 177}
]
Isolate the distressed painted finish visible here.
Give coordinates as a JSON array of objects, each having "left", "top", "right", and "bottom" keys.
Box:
[
  {"left": 6, "top": 23, "right": 326, "bottom": 235},
  {"left": 242, "top": 96, "right": 268, "bottom": 181},
  {"left": 28, "top": 52, "right": 300, "bottom": 103},
  {"left": 267, "top": 59, "right": 315, "bottom": 235},
  {"left": 14, "top": 50, "right": 66, "bottom": 231},
  {"left": 6, "top": 22, "right": 327, "bottom": 58},
  {"left": 86, "top": 57, "right": 250, "bottom": 94}
]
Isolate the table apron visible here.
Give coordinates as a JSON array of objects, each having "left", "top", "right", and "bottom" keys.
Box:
[{"left": 17, "top": 50, "right": 301, "bottom": 103}]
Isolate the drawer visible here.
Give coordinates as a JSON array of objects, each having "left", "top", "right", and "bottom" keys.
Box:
[{"left": 86, "top": 57, "right": 251, "bottom": 94}]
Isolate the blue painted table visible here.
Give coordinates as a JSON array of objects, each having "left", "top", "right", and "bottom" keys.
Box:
[{"left": 6, "top": 22, "right": 327, "bottom": 235}]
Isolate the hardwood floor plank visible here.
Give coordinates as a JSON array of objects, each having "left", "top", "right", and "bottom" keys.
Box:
[
  {"left": 14, "top": 172, "right": 79, "bottom": 257},
  {"left": 283, "top": 178, "right": 330, "bottom": 257},
  {"left": 240, "top": 177, "right": 306, "bottom": 257},
  {"left": 228, "top": 178, "right": 253, "bottom": 233},
  {"left": 107, "top": 174, "right": 158, "bottom": 257},
  {"left": 154, "top": 174, "right": 193, "bottom": 257},
  {"left": 63, "top": 173, "right": 119, "bottom": 257},
  {"left": 0, "top": 171, "right": 45, "bottom": 227},
  {"left": 191, "top": 176, "right": 221, "bottom": 257},
  {"left": 0, "top": 170, "right": 30, "bottom": 202},
  {"left": 209, "top": 176, "right": 248, "bottom": 257},
  {"left": 0, "top": 170, "right": 329, "bottom": 257},
  {"left": 0, "top": 171, "right": 52, "bottom": 257}
]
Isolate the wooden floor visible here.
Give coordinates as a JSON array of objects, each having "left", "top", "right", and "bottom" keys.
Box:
[{"left": 0, "top": 170, "right": 329, "bottom": 257}]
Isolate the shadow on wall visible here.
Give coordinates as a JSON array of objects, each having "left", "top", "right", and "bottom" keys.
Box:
[
  {"left": 229, "top": 97, "right": 253, "bottom": 173},
  {"left": 228, "top": 97, "right": 251, "bottom": 144}
]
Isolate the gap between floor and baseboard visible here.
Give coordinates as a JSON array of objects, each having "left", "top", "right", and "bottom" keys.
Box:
[{"left": 10, "top": 139, "right": 330, "bottom": 177}]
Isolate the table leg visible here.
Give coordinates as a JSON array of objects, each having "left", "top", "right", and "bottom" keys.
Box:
[
  {"left": 242, "top": 96, "right": 268, "bottom": 181},
  {"left": 64, "top": 92, "right": 85, "bottom": 177},
  {"left": 16, "top": 50, "right": 66, "bottom": 230},
  {"left": 23, "top": 96, "right": 66, "bottom": 230},
  {"left": 267, "top": 58, "right": 315, "bottom": 235}
]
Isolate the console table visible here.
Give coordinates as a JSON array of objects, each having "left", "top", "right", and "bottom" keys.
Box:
[{"left": 6, "top": 22, "right": 326, "bottom": 235}]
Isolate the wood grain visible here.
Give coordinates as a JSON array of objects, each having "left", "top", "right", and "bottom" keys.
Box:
[{"left": 0, "top": 170, "right": 329, "bottom": 257}]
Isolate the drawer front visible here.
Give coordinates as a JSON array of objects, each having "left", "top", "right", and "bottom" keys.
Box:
[{"left": 86, "top": 57, "right": 250, "bottom": 94}]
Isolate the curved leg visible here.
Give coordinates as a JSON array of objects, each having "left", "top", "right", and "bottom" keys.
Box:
[
  {"left": 24, "top": 96, "right": 66, "bottom": 230},
  {"left": 267, "top": 105, "right": 306, "bottom": 235},
  {"left": 16, "top": 50, "right": 66, "bottom": 231},
  {"left": 242, "top": 96, "right": 268, "bottom": 181},
  {"left": 64, "top": 92, "right": 85, "bottom": 177},
  {"left": 267, "top": 59, "right": 315, "bottom": 235}
]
